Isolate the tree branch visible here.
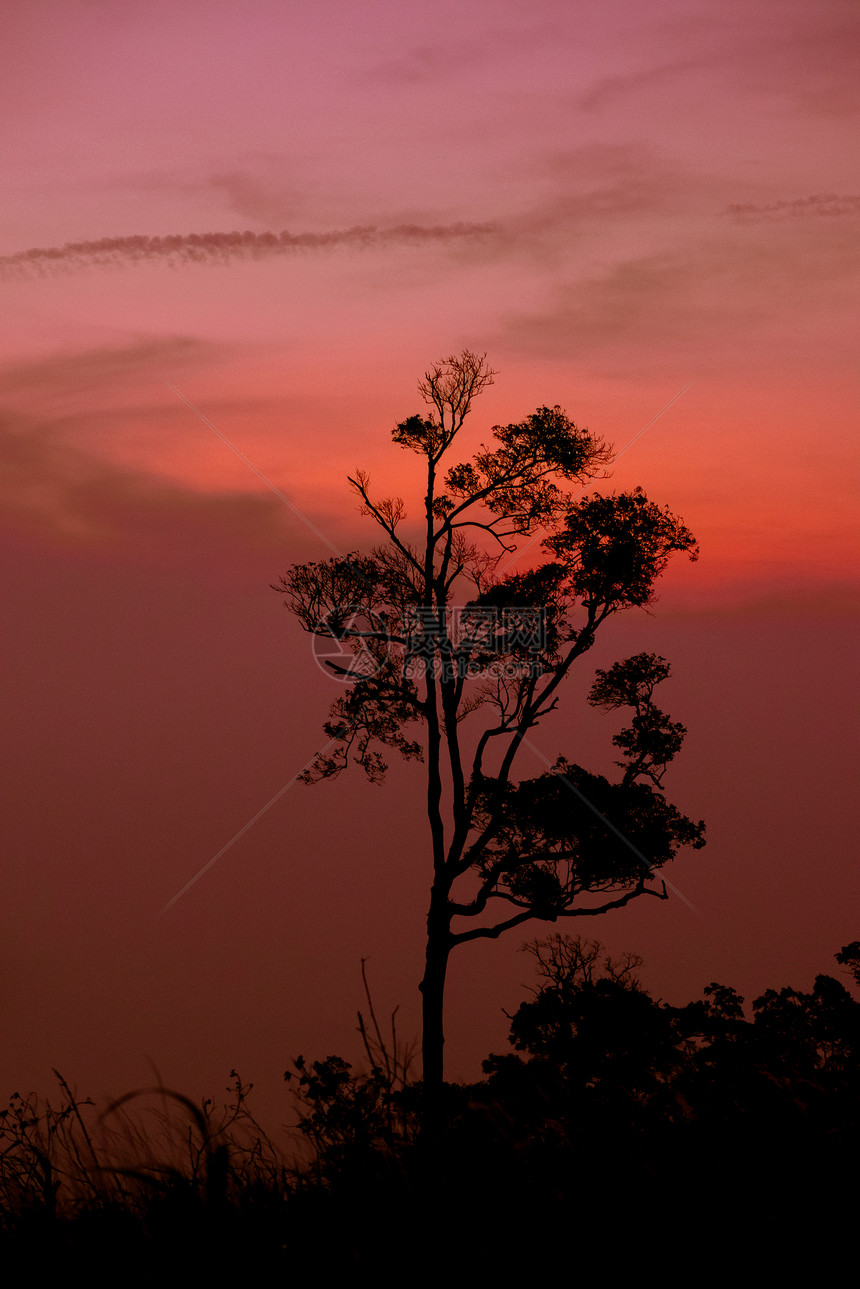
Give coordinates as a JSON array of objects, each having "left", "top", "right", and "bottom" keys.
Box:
[{"left": 450, "top": 878, "right": 667, "bottom": 945}]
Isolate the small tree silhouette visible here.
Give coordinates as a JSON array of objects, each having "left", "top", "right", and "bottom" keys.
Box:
[{"left": 275, "top": 351, "right": 705, "bottom": 1093}]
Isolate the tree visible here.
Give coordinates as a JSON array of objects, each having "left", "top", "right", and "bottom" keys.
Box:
[
  {"left": 482, "top": 934, "right": 684, "bottom": 1125},
  {"left": 274, "top": 351, "right": 705, "bottom": 1093},
  {"left": 482, "top": 934, "right": 860, "bottom": 1209}
]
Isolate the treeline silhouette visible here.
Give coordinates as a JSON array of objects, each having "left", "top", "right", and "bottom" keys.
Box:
[{"left": 3, "top": 938, "right": 858, "bottom": 1273}]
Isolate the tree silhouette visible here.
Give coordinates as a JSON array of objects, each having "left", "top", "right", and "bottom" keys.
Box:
[
  {"left": 480, "top": 934, "right": 860, "bottom": 1261},
  {"left": 275, "top": 351, "right": 705, "bottom": 1091}
]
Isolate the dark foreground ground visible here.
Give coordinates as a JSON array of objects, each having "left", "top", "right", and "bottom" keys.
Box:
[{"left": 4, "top": 936, "right": 858, "bottom": 1277}]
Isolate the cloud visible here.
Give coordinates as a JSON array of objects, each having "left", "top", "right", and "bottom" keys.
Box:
[
  {"left": 580, "top": 0, "right": 860, "bottom": 113},
  {"left": 0, "top": 222, "right": 497, "bottom": 278},
  {"left": 0, "top": 404, "right": 290, "bottom": 550},
  {"left": 366, "top": 16, "right": 564, "bottom": 86},
  {"left": 205, "top": 168, "right": 304, "bottom": 224},
  {"left": 96, "top": 156, "right": 313, "bottom": 225},
  {"left": 0, "top": 336, "right": 368, "bottom": 557},
  {"left": 0, "top": 335, "right": 270, "bottom": 544},
  {"left": 725, "top": 194, "right": 860, "bottom": 222},
  {"left": 0, "top": 336, "right": 218, "bottom": 405},
  {"left": 579, "top": 55, "right": 712, "bottom": 114},
  {"left": 495, "top": 209, "right": 860, "bottom": 371},
  {"left": 441, "top": 140, "right": 860, "bottom": 371},
  {"left": 504, "top": 144, "right": 710, "bottom": 234}
]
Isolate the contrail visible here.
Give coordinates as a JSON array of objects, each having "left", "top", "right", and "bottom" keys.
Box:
[
  {"left": 726, "top": 193, "right": 860, "bottom": 220},
  {"left": 0, "top": 221, "right": 498, "bottom": 277}
]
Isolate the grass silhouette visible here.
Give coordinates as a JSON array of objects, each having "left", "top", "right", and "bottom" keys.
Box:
[{"left": 2, "top": 942, "right": 858, "bottom": 1272}]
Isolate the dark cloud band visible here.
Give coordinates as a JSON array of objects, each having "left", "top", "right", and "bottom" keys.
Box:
[{"left": 0, "top": 221, "right": 497, "bottom": 277}]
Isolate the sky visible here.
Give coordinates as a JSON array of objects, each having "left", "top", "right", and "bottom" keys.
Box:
[{"left": 3, "top": 0, "right": 858, "bottom": 1130}]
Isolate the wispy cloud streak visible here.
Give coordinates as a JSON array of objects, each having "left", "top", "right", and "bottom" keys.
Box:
[
  {"left": 0, "top": 221, "right": 497, "bottom": 278},
  {"left": 726, "top": 193, "right": 860, "bottom": 221}
]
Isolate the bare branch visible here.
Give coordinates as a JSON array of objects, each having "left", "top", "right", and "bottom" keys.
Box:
[{"left": 450, "top": 878, "right": 667, "bottom": 945}]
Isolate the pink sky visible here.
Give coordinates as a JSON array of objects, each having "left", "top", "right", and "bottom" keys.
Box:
[{"left": 3, "top": 0, "right": 858, "bottom": 1126}]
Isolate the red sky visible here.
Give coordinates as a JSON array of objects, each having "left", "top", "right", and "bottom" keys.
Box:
[{"left": 3, "top": 0, "right": 858, "bottom": 1128}]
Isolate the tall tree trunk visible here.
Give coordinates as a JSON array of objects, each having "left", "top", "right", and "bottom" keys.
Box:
[{"left": 420, "top": 887, "right": 452, "bottom": 1093}]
